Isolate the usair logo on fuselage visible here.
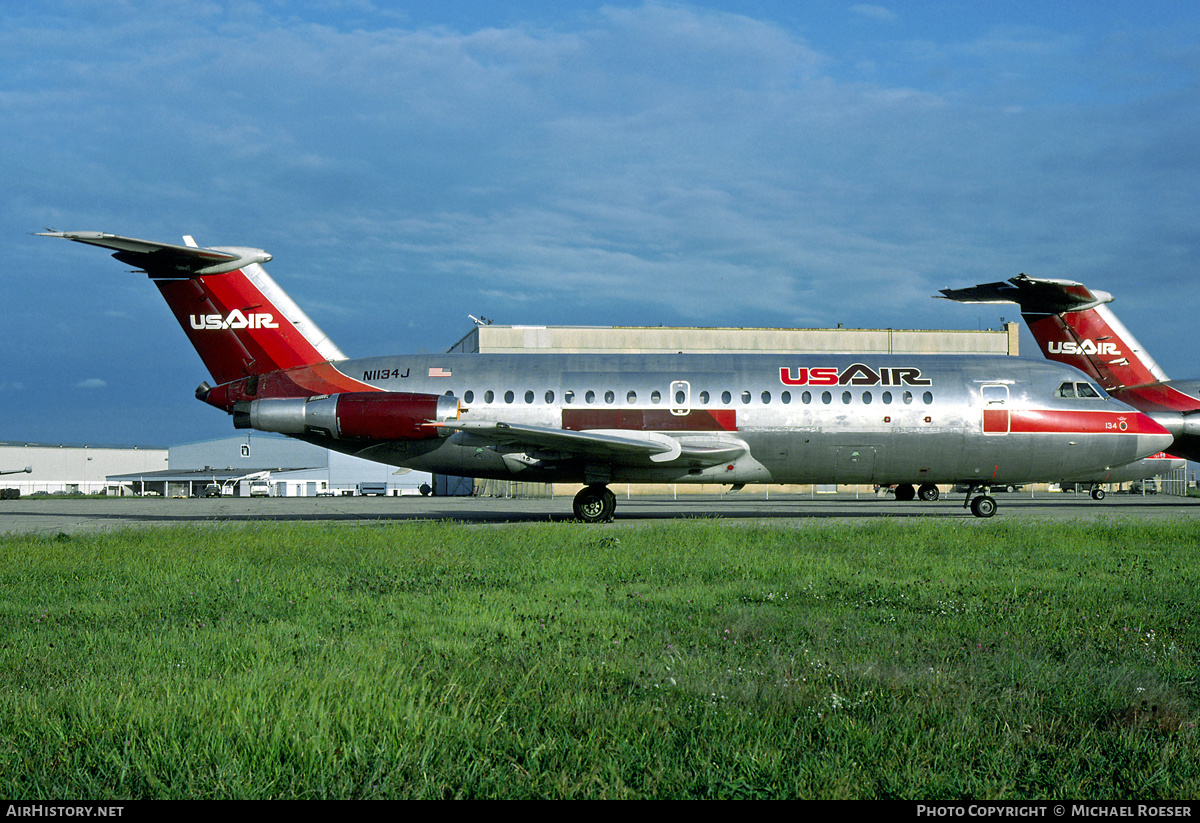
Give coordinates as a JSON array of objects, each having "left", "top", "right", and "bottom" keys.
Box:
[{"left": 779, "top": 363, "right": 932, "bottom": 387}]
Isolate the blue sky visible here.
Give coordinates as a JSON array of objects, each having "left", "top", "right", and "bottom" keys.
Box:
[{"left": 5, "top": 1, "right": 1200, "bottom": 446}]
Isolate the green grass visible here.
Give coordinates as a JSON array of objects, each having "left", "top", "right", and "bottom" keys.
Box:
[{"left": 1, "top": 518, "right": 1198, "bottom": 798}]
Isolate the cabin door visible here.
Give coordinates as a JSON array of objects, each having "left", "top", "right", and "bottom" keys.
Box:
[{"left": 981, "top": 384, "right": 1010, "bottom": 434}]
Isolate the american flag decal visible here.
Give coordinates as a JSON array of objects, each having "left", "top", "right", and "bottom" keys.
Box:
[{"left": 428, "top": 367, "right": 452, "bottom": 378}]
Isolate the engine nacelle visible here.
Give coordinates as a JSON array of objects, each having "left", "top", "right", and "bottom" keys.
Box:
[{"left": 233, "top": 392, "right": 459, "bottom": 440}]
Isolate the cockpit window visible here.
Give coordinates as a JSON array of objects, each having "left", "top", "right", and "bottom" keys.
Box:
[{"left": 1056, "top": 381, "right": 1103, "bottom": 399}]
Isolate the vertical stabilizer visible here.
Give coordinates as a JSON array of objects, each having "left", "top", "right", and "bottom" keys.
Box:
[
  {"left": 39, "top": 231, "right": 347, "bottom": 385},
  {"left": 939, "top": 274, "right": 1168, "bottom": 391}
]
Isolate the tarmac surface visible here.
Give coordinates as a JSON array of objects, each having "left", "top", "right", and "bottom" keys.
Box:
[{"left": 2, "top": 490, "right": 1198, "bottom": 536}]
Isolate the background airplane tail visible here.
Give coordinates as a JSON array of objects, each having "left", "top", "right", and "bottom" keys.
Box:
[
  {"left": 40, "top": 231, "right": 347, "bottom": 386},
  {"left": 939, "top": 274, "right": 1167, "bottom": 391}
]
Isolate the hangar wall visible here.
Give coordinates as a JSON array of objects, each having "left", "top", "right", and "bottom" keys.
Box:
[
  {"left": 448, "top": 323, "right": 1019, "bottom": 356},
  {"left": 0, "top": 442, "right": 168, "bottom": 495}
]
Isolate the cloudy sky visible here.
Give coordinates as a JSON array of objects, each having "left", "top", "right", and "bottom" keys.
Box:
[{"left": 5, "top": 1, "right": 1200, "bottom": 446}]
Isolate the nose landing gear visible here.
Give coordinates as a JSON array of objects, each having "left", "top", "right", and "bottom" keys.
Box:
[{"left": 962, "top": 484, "right": 997, "bottom": 518}]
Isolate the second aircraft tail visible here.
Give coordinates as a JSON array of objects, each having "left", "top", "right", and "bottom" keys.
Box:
[{"left": 938, "top": 273, "right": 1167, "bottom": 392}]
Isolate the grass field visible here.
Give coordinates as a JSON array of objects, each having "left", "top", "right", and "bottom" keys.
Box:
[{"left": 1, "top": 518, "right": 1198, "bottom": 799}]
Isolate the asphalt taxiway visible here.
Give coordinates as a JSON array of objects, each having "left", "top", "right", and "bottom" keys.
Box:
[{"left": 1, "top": 491, "right": 1197, "bottom": 536}]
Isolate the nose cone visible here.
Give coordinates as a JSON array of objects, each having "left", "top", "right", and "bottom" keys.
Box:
[{"left": 1132, "top": 412, "right": 1175, "bottom": 458}]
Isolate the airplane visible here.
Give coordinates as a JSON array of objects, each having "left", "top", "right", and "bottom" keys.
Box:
[
  {"left": 1059, "top": 452, "right": 1186, "bottom": 500},
  {"left": 939, "top": 273, "right": 1200, "bottom": 467},
  {"left": 39, "top": 230, "right": 1174, "bottom": 520}
]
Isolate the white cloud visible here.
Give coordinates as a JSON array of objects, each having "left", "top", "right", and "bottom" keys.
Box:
[{"left": 851, "top": 5, "right": 899, "bottom": 24}]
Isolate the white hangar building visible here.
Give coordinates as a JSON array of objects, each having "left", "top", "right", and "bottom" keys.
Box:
[
  {"left": 448, "top": 323, "right": 1019, "bottom": 356},
  {"left": 107, "top": 433, "right": 437, "bottom": 498}
]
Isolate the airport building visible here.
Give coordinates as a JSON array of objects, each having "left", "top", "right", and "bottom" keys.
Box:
[{"left": 449, "top": 323, "right": 1019, "bottom": 356}]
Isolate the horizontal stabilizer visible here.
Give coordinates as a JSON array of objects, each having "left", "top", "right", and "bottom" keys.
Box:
[
  {"left": 938, "top": 274, "right": 1113, "bottom": 315},
  {"left": 37, "top": 230, "right": 271, "bottom": 278}
]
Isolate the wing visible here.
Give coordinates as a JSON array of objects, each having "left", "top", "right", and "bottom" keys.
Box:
[
  {"left": 37, "top": 230, "right": 271, "bottom": 277},
  {"left": 437, "top": 420, "right": 748, "bottom": 468}
]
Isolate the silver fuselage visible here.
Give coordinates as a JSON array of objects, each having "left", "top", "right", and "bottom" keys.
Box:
[{"left": 298, "top": 351, "right": 1168, "bottom": 487}]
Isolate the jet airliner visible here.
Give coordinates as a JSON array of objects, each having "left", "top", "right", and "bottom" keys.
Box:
[{"left": 40, "top": 231, "right": 1173, "bottom": 520}]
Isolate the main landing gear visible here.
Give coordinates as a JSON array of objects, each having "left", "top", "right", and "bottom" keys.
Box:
[
  {"left": 961, "top": 485, "right": 997, "bottom": 518},
  {"left": 892, "top": 483, "right": 941, "bottom": 502},
  {"left": 573, "top": 484, "right": 616, "bottom": 523}
]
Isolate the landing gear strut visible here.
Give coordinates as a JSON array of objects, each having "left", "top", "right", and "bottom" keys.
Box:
[{"left": 573, "top": 484, "right": 616, "bottom": 523}]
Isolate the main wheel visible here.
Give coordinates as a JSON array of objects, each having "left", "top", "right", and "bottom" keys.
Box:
[
  {"left": 1091, "top": 487, "right": 1106, "bottom": 500},
  {"left": 894, "top": 483, "right": 916, "bottom": 501},
  {"left": 970, "top": 495, "right": 997, "bottom": 518},
  {"left": 573, "top": 485, "right": 616, "bottom": 523},
  {"left": 918, "top": 483, "right": 940, "bottom": 502}
]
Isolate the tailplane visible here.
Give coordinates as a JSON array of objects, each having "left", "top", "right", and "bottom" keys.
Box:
[{"left": 39, "top": 231, "right": 347, "bottom": 386}]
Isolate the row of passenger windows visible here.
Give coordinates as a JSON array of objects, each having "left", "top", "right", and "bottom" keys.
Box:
[{"left": 461, "top": 388, "right": 937, "bottom": 406}]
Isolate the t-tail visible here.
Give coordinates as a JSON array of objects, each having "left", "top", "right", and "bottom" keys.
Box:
[
  {"left": 37, "top": 231, "right": 377, "bottom": 408},
  {"left": 939, "top": 272, "right": 1200, "bottom": 460},
  {"left": 938, "top": 274, "right": 1166, "bottom": 390}
]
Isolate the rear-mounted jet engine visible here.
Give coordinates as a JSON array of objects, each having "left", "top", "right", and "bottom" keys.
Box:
[{"left": 234, "top": 392, "right": 460, "bottom": 441}]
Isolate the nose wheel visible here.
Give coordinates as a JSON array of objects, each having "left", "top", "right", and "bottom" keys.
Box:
[
  {"left": 962, "top": 485, "right": 997, "bottom": 518},
  {"left": 573, "top": 484, "right": 616, "bottom": 523}
]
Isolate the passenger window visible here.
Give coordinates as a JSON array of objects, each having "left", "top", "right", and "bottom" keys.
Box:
[
  {"left": 741, "top": 391, "right": 751, "bottom": 404},
  {"left": 822, "top": 391, "right": 832, "bottom": 405},
  {"left": 882, "top": 391, "right": 892, "bottom": 404},
  {"left": 504, "top": 390, "right": 514, "bottom": 404},
  {"left": 862, "top": 391, "right": 872, "bottom": 405},
  {"left": 464, "top": 390, "right": 474, "bottom": 403},
  {"left": 781, "top": 391, "right": 791, "bottom": 404},
  {"left": 605, "top": 390, "right": 615, "bottom": 404},
  {"left": 585, "top": 390, "right": 596, "bottom": 404},
  {"left": 564, "top": 390, "right": 574, "bottom": 405},
  {"left": 802, "top": 391, "right": 811, "bottom": 404},
  {"left": 721, "top": 391, "right": 732, "bottom": 404},
  {"left": 699, "top": 391, "right": 710, "bottom": 404},
  {"left": 903, "top": 391, "right": 913, "bottom": 404},
  {"left": 651, "top": 390, "right": 661, "bottom": 404},
  {"left": 484, "top": 390, "right": 494, "bottom": 404},
  {"left": 923, "top": 391, "right": 933, "bottom": 405},
  {"left": 627, "top": 391, "right": 637, "bottom": 404},
  {"left": 842, "top": 391, "right": 852, "bottom": 404},
  {"left": 524, "top": 390, "right": 534, "bottom": 404},
  {"left": 545, "top": 390, "right": 555, "bottom": 403},
  {"left": 761, "top": 391, "right": 771, "bottom": 404}
]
